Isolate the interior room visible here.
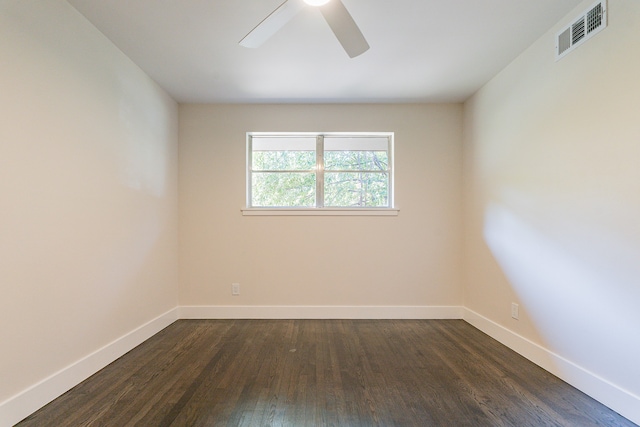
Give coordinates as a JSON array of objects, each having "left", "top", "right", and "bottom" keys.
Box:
[{"left": 1, "top": 0, "right": 638, "bottom": 425}]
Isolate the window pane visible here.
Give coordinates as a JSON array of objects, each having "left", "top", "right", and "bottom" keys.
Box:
[
  {"left": 252, "top": 172, "right": 316, "bottom": 207},
  {"left": 252, "top": 137, "right": 316, "bottom": 151},
  {"left": 324, "top": 151, "right": 388, "bottom": 171},
  {"left": 252, "top": 150, "right": 315, "bottom": 171},
  {"left": 324, "top": 136, "right": 388, "bottom": 151},
  {"left": 324, "top": 172, "right": 389, "bottom": 207}
]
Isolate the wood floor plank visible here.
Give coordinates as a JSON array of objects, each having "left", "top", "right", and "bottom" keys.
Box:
[{"left": 16, "top": 319, "right": 637, "bottom": 427}]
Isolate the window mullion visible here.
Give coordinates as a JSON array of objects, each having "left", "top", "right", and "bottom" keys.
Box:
[{"left": 316, "top": 135, "right": 324, "bottom": 208}]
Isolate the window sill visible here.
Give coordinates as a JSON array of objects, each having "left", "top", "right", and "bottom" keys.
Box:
[{"left": 241, "top": 208, "right": 399, "bottom": 216}]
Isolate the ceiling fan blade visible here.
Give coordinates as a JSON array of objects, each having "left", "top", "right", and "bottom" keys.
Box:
[
  {"left": 319, "top": 0, "right": 369, "bottom": 58},
  {"left": 239, "top": 0, "right": 305, "bottom": 48}
]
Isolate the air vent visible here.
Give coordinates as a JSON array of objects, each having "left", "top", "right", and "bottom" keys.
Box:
[
  {"left": 556, "top": 0, "right": 607, "bottom": 60},
  {"left": 572, "top": 17, "right": 585, "bottom": 45}
]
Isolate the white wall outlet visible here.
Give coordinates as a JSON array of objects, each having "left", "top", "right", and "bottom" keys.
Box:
[
  {"left": 511, "top": 302, "right": 519, "bottom": 320},
  {"left": 232, "top": 283, "right": 240, "bottom": 296}
]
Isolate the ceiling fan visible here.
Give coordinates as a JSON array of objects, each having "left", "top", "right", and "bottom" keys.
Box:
[{"left": 239, "top": 0, "right": 369, "bottom": 58}]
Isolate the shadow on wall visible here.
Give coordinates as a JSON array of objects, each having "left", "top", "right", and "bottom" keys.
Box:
[{"left": 482, "top": 193, "right": 640, "bottom": 395}]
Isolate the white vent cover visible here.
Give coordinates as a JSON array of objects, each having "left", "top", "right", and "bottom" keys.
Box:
[{"left": 556, "top": 0, "right": 607, "bottom": 60}]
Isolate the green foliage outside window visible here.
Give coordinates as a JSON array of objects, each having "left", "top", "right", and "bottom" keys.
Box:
[
  {"left": 324, "top": 150, "right": 388, "bottom": 207},
  {"left": 253, "top": 150, "right": 315, "bottom": 171},
  {"left": 252, "top": 172, "right": 316, "bottom": 207}
]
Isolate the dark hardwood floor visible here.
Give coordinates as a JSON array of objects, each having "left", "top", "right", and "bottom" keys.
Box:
[{"left": 17, "top": 320, "right": 637, "bottom": 426}]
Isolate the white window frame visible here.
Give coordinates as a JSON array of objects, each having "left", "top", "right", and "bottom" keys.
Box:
[{"left": 243, "top": 132, "right": 398, "bottom": 216}]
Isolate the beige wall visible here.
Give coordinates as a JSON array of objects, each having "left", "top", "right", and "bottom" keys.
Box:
[
  {"left": 179, "top": 104, "right": 463, "bottom": 308},
  {"left": 0, "top": 0, "right": 178, "bottom": 404},
  {"left": 463, "top": 0, "right": 640, "bottom": 406}
]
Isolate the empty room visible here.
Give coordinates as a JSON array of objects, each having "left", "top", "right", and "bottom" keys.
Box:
[{"left": 1, "top": 0, "right": 639, "bottom": 425}]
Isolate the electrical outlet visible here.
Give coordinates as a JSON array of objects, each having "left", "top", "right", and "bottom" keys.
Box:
[
  {"left": 232, "top": 283, "right": 240, "bottom": 296},
  {"left": 511, "top": 303, "right": 519, "bottom": 320}
]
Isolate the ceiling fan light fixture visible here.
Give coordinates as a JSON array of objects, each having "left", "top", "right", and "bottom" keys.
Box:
[
  {"left": 304, "top": 0, "right": 331, "bottom": 6},
  {"left": 240, "top": 0, "right": 368, "bottom": 58}
]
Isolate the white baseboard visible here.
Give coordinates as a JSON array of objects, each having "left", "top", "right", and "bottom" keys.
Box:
[
  {"left": 179, "top": 305, "right": 464, "bottom": 320},
  {"left": 463, "top": 308, "right": 640, "bottom": 426},
  {"left": 0, "top": 308, "right": 178, "bottom": 427}
]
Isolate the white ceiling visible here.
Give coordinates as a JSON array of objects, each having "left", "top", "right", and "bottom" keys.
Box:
[{"left": 66, "top": 0, "right": 582, "bottom": 103}]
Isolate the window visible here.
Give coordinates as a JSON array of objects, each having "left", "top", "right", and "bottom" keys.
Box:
[{"left": 246, "top": 132, "right": 395, "bottom": 214}]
